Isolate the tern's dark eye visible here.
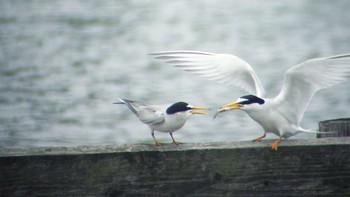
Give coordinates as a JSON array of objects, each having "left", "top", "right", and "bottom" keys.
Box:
[
  {"left": 238, "top": 95, "right": 265, "bottom": 105},
  {"left": 166, "top": 102, "right": 191, "bottom": 114}
]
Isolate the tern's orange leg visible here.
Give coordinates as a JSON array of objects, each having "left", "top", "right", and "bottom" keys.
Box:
[
  {"left": 252, "top": 133, "right": 266, "bottom": 142},
  {"left": 270, "top": 136, "right": 283, "bottom": 151},
  {"left": 151, "top": 131, "right": 161, "bottom": 146},
  {"left": 170, "top": 132, "right": 181, "bottom": 145}
]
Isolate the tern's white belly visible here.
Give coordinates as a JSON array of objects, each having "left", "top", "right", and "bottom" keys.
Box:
[
  {"left": 149, "top": 114, "right": 189, "bottom": 133},
  {"left": 246, "top": 109, "right": 298, "bottom": 138}
]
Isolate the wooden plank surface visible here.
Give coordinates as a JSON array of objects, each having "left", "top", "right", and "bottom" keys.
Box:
[
  {"left": 0, "top": 138, "right": 349, "bottom": 196},
  {"left": 318, "top": 118, "right": 350, "bottom": 138}
]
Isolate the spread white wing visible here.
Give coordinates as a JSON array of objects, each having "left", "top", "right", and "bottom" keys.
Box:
[
  {"left": 150, "top": 51, "right": 265, "bottom": 97},
  {"left": 274, "top": 54, "right": 350, "bottom": 125},
  {"left": 115, "top": 98, "right": 165, "bottom": 125}
]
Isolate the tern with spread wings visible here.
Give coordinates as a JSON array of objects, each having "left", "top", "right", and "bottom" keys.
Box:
[{"left": 151, "top": 51, "right": 350, "bottom": 150}]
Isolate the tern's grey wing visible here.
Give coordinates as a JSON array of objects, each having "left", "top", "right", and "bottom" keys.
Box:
[
  {"left": 116, "top": 98, "right": 165, "bottom": 125},
  {"left": 137, "top": 107, "right": 165, "bottom": 125}
]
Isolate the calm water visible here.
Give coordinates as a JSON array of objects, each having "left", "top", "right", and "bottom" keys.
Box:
[{"left": 1, "top": 0, "right": 350, "bottom": 147}]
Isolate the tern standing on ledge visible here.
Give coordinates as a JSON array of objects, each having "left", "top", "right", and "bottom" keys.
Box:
[
  {"left": 114, "top": 98, "right": 208, "bottom": 146},
  {"left": 151, "top": 51, "right": 350, "bottom": 151}
]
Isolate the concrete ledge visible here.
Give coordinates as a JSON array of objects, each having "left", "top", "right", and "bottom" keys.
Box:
[{"left": 1, "top": 138, "right": 350, "bottom": 196}]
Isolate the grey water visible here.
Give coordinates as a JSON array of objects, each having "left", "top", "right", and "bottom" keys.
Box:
[{"left": 1, "top": 0, "right": 350, "bottom": 147}]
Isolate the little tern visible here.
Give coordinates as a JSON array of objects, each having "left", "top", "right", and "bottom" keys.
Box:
[
  {"left": 114, "top": 98, "right": 208, "bottom": 146},
  {"left": 151, "top": 51, "right": 350, "bottom": 150}
]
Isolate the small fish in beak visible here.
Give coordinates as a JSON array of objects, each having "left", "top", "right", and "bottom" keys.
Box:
[{"left": 213, "top": 102, "right": 242, "bottom": 119}]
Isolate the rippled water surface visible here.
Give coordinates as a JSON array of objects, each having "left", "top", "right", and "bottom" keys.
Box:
[{"left": 1, "top": 0, "right": 350, "bottom": 147}]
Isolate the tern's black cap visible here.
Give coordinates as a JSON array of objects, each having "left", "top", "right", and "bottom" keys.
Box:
[
  {"left": 238, "top": 95, "right": 265, "bottom": 105},
  {"left": 166, "top": 102, "right": 191, "bottom": 115}
]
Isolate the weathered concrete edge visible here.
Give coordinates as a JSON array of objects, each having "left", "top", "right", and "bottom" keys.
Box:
[{"left": 0, "top": 137, "right": 349, "bottom": 157}]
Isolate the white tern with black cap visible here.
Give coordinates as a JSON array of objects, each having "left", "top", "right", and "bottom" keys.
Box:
[{"left": 114, "top": 98, "right": 208, "bottom": 146}]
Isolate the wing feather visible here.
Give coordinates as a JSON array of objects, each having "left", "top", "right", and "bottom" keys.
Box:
[
  {"left": 274, "top": 54, "right": 350, "bottom": 125},
  {"left": 116, "top": 98, "right": 165, "bottom": 125},
  {"left": 150, "top": 51, "right": 265, "bottom": 97}
]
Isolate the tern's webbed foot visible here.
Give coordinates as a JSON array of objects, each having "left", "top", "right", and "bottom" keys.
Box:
[
  {"left": 172, "top": 141, "right": 182, "bottom": 145},
  {"left": 169, "top": 133, "right": 182, "bottom": 145},
  {"left": 270, "top": 136, "right": 282, "bottom": 151}
]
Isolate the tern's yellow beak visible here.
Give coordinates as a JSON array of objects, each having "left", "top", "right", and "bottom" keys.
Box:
[
  {"left": 190, "top": 106, "right": 209, "bottom": 115},
  {"left": 213, "top": 102, "right": 242, "bottom": 119},
  {"left": 222, "top": 102, "right": 243, "bottom": 110}
]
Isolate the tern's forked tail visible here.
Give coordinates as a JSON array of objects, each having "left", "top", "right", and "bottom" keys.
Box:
[{"left": 113, "top": 98, "right": 138, "bottom": 115}]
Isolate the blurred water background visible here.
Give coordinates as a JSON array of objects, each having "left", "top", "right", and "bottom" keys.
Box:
[{"left": 1, "top": 0, "right": 350, "bottom": 147}]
